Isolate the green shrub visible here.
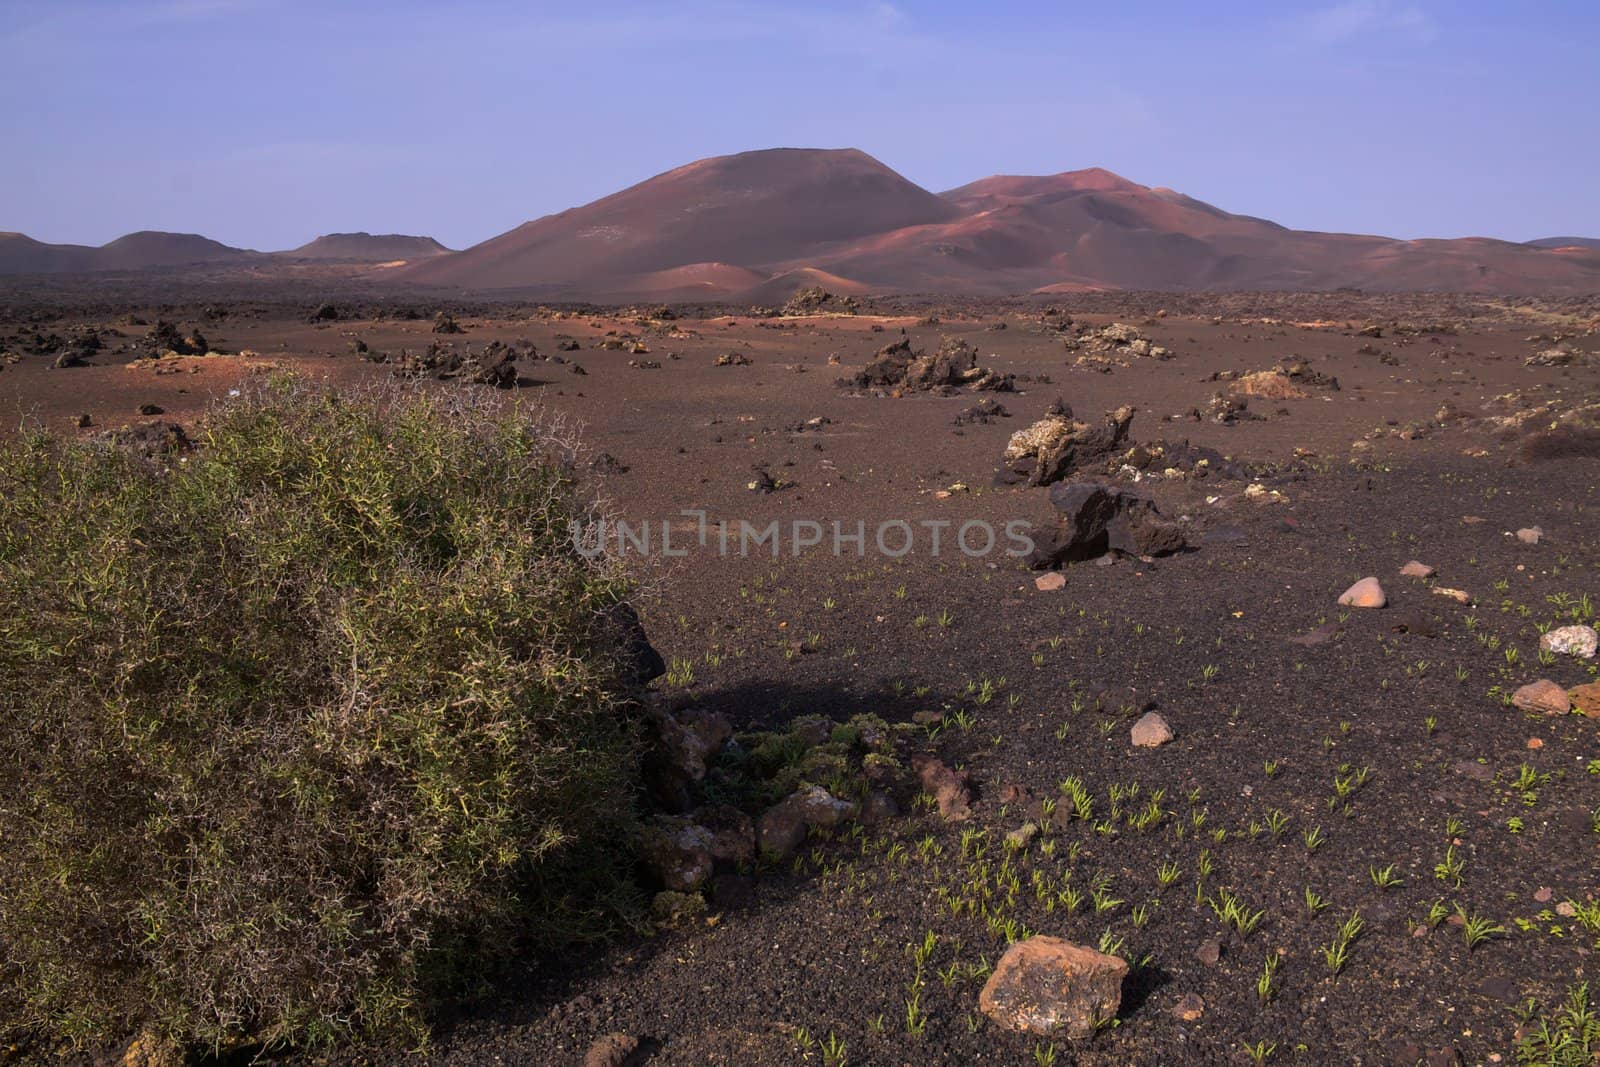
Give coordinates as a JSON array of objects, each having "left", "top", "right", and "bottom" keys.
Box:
[{"left": 0, "top": 380, "right": 646, "bottom": 1052}]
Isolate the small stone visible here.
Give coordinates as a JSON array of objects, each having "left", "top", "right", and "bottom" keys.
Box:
[
  {"left": 1035, "top": 572, "right": 1066, "bottom": 592},
  {"left": 1171, "top": 993, "right": 1205, "bottom": 1022},
  {"left": 1288, "top": 620, "right": 1341, "bottom": 646},
  {"left": 1130, "top": 711, "right": 1174, "bottom": 748},
  {"left": 1533, "top": 887, "right": 1553, "bottom": 903},
  {"left": 1515, "top": 526, "right": 1542, "bottom": 544},
  {"left": 584, "top": 1032, "right": 640, "bottom": 1067},
  {"left": 1569, "top": 682, "right": 1600, "bottom": 719},
  {"left": 1451, "top": 760, "right": 1493, "bottom": 781},
  {"left": 979, "top": 936, "right": 1128, "bottom": 1039},
  {"left": 1400, "top": 561, "right": 1436, "bottom": 578},
  {"left": 1512, "top": 680, "right": 1571, "bottom": 716},
  {"left": 1432, "top": 587, "right": 1472, "bottom": 604},
  {"left": 1338, "top": 577, "right": 1386, "bottom": 608},
  {"left": 757, "top": 803, "right": 807, "bottom": 858},
  {"left": 1006, "top": 823, "right": 1040, "bottom": 850},
  {"left": 1527, "top": 737, "right": 1543, "bottom": 750},
  {"left": 788, "top": 784, "right": 858, "bottom": 828},
  {"left": 699, "top": 806, "right": 755, "bottom": 866},
  {"left": 860, "top": 791, "right": 899, "bottom": 825},
  {"left": 639, "top": 817, "right": 714, "bottom": 891},
  {"left": 1557, "top": 901, "right": 1578, "bottom": 917},
  {"left": 1195, "top": 938, "right": 1223, "bottom": 966},
  {"left": 1540, "top": 625, "right": 1597, "bottom": 660}
]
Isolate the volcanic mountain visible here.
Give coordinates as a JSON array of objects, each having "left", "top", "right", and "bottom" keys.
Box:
[
  {"left": 399, "top": 148, "right": 962, "bottom": 292},
  {"left": 282, "top": 233, "right": 452, "bottom": 262},
  {"left": 400, "top": 149, "right": 1600, "bottom": 297},
  {"left": 0, "top": 231, "right": 257, "bottom": 275}
]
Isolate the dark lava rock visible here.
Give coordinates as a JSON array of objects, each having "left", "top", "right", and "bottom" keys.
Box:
[
  {"left": 955, "top": 397, "right": 1011, "bottom": 425},
  {"left": 97, "top": 421, "right": 190, "bottom": 464},
  {"left": 591, "top": 452, "right": 629, "bottom": 476},
  {"left": 607, "top": 602, "right": 665, "bottom": 687},
  {"left": 839, "top": 336, "right": 1012, "bottom": 395},
  {"left": 1027, "top": 482, "right": 1188, "bottom": 567}
]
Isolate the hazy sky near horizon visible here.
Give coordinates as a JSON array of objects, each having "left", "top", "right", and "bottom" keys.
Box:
[{"left": 2, "top": 0, "right": 1596, "bottom": 250}]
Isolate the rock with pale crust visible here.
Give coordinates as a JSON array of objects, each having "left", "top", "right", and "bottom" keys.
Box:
[
  {"left": 1338, "top": 577, "right": 1386, "bottom": 608},
  {"left": 1540, "top": 625, "right": 1597, "bottom": 660},
  {"left": 1131, "top": 711, "right": 1174, "bottom": 748},
  {"left": 1400, "top": 561, "right": 1435, "bottom": 578}
]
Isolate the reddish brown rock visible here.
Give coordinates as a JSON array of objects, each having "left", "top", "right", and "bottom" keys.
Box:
[
  {"left": 1512, "top": 679, "right": 1571, "bottom": 716},
  {"left": 979, "top": 936, "right": 1128, "bottom": 1039},
  {"left": 912, "top": 753, "right": 973, "bottom": 821},
  {"left": 1400, "top": 560, "right": 1436, "bottom": 578},
  {"left": 1569, "top": 681, "right": 1600, "bottom": 719}
]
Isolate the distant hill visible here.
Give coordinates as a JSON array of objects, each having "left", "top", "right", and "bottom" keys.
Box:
[
  {"left": 1526, "top": 236, "right": 1600, "bottom": 252},
  {"left": 281, "top": 232, "right": 452, "bottom": 262},
  {"left": 396, "top": 148, "right": 1600, "bottom": 297},
  {"left": 0, "top": 231, "right": 256, "bottom": 275},
  {"left": 0, "top": 232, "right": 95, "bottom": 274}
]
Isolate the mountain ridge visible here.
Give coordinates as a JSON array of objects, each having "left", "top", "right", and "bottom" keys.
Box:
[{"left": 5, "top": 149, "right": 1597, "bottom": 295}]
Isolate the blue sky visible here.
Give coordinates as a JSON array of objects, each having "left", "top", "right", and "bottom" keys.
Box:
[{"left": 2, "top": 1, "right": 1596, "bottom": 250}]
